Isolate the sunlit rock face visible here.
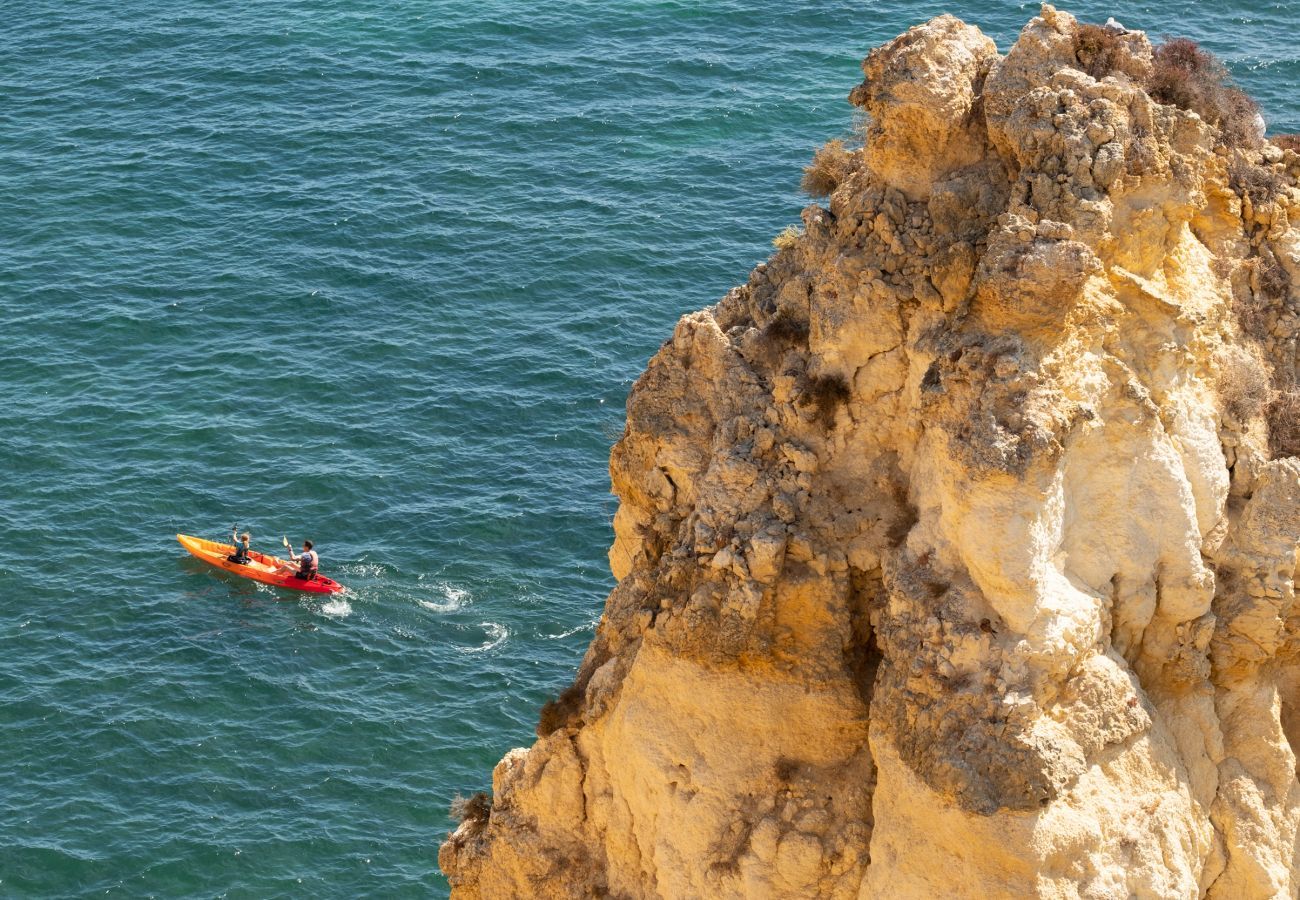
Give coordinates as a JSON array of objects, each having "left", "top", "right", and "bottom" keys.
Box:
[{"left": 441, "top": 5, "right": 1300, "bottom": 897}]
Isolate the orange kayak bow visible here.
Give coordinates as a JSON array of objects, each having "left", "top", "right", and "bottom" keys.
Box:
[{"left": 176, "top": 534, "right": 345, "bottom": 595}]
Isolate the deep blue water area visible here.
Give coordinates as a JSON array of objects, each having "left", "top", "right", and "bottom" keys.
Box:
[{"left": 2, "top": 1, "right": 1296, "bottom": 896}]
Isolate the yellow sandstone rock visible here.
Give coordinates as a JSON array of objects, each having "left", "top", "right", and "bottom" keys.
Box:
[{"left": 441, "top": 6, "right": 1300, "bottom": 897}]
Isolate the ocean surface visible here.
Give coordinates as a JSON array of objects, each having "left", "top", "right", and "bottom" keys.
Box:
[{"left": 2, "top": 1, "right": 1296, "bottom": 896}]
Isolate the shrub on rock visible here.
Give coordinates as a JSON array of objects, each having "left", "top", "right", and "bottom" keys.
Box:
[{"left": 1148, "top": 37, "right": 1260, "bottom": 148}]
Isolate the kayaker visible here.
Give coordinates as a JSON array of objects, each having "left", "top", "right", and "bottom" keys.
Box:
[
  {"left": 282, "top": 539, "right": 319, "bottom": 581},
  {"left": 228, "top": 528, "right": 252, "bottom": 565}
]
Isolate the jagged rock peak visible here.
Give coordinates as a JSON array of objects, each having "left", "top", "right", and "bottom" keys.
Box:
[{"left": 442, "top": 6, "right": 1300, "bottom": 897}]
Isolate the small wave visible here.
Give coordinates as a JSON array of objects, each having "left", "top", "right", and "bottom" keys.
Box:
[
  {"left": 460, "top": 622, "right": 508, "bottom": 653},
  {"left": 321, "top": 598, "right": 352, "bottom": 618},
  {"left": 418, "top": 582, "right": 471, "bottom": 613}
]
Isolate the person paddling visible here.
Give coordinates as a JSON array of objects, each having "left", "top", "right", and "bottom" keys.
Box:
[
  {"left": 281, "top": 537, "right": 319, "bottom": 581},
  {"left": 227, "top": 527, "right": 252, "bottom": 565}
]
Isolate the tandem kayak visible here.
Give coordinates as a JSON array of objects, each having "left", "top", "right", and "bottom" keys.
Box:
[{"left": 176, "top": 534, "right": 345, "bottom": 595}]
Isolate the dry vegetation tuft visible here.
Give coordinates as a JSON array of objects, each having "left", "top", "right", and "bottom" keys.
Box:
[
  {"left": 537, "top": 682, "right": 585, "bottom": 737},
  {"left": 801, "top": 139, "right": 855, "bottom": 198},
  {"left": 1271, "top": 134, "right": 1300, "bottom": 153},
  {"left": 772, "top": 225, "right": 802, "bottom": 251},
  {"left": 773, "top": 757, "right": 800, "bottom": 783},
  {"left": 1235, "top": 294, "right": 1271, "bottom": 345},
  {"left": 764, "top": 312, "right": 810, "bottom": 346},
  {"left": 803, "top": 373, "right": 852, "bottom": 427},
  {"left": 1270, "top": 389, "right": 1300, "bottom": 458},
  {"left": 1231, "top": 253, "right": 1290, "bottom": 346},
  {"left": 1148, "top": 37, "right": 1261, "bottom": 149},
  {"left": 450, "top": 791, "right": 492, "bottom": 834},
  {"left": 1218, "top": 345, "right": 1271, "bottom": 422},
  {"left": 1073, "top": 23, "right": 1149, "bottom": 81},
  {"left": 1229, "top": 156, "right": 1285, "bottom": 206},
  {"left": 1258, "top": 254, "right": 1291, "bottom": 300}
]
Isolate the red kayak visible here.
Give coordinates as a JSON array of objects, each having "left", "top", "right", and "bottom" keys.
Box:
[{"left": 177, "top": 534, "right": 345, "bottom": 595}]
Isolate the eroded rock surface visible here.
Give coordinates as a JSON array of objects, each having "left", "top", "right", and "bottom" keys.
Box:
[{"left": 442, "top": 6, "right": 1300, "bottom": 897}]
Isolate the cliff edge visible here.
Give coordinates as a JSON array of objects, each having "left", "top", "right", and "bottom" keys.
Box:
[{"left": 441, "top": 6, "right": 1300, "bottom": 897}]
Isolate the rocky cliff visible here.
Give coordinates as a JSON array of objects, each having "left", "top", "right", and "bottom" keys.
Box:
[{"left": 440, "top": 6, "right": 1300, "bottom": 897}]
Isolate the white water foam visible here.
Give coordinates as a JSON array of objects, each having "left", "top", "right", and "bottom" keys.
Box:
[
  {"left": 418, "top": 582, "right": 471, "bottom": 613},
  {"left": 543, "top": 619, "right": 598, "bottom": 640},
  {"left": 321, "top": 597, "right": 352, "bottom": 618},
  {"left": 460, "top": 622, "right": 508, "bottom": 653},
  {"left": 342, "top": 562, "right": 388, "bottom": 579}
]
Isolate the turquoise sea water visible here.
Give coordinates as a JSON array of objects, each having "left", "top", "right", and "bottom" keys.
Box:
[{"left": 2, "top": 1, "right": 1296, "bottom": 896}]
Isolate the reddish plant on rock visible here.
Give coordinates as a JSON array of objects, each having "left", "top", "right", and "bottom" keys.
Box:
[
  {"left": 1271, "top": 133, "right": 1300, "bottom": 152},
  {"left": 1148, "top": 37, "right": 1260, "bottom": 148}
]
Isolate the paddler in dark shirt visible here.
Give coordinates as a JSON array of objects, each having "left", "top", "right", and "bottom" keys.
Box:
[{"left": 227, "top": 529, "right": 252, "bottom": 565}]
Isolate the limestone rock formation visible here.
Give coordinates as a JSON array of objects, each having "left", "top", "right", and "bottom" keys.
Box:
[{"left": 441, "top": 7, "right": 1300, "bottom": 897}]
